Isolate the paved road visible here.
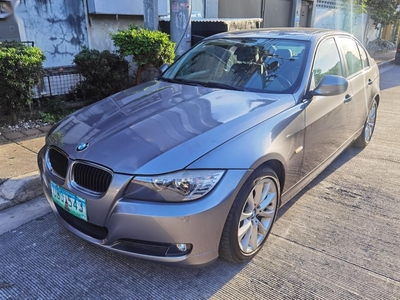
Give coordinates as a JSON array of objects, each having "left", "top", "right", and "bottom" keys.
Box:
[{"left": 1, "top": 65, "right": 399, "bottom": 299}]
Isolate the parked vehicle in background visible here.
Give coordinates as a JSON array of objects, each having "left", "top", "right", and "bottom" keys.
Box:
[
  {"left": 395, "top": 42, "right": 400, "bottom": 65},
  {"left": 38, "top": 28, "right": 380, "bottom": 266}
]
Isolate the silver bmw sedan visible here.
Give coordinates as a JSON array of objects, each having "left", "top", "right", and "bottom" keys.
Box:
[{"left": 38, "top": 28, "right": 380, "bottom": 266}]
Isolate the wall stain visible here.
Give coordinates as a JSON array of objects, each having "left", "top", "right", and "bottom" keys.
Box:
[
  {"left": 46, "top": 14, "right": 86, "bottom": 46},
  {"left": 47, "top": 24, "right": 76, "bottom": 58},
  {"left": 19, "top": 0, "right": 88, "bottom": 65},
  {"left": 33, "top": 0, "right": 52, "bottom": 15}
]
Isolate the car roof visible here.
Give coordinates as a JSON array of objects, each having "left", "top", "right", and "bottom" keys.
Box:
[{"left": 205, "top": 27, "right": 353, "bottom": 42}]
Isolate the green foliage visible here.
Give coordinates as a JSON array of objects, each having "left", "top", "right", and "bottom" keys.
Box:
[
  {"left": 0, "top": 41, "right": 45, "bottom": 124},
  {"left": 367, "top": 0, "right": 400, "bottom": 28},
  {"left": 72, "top": 47, "right": 130, "bottom": 101},
  {"left": 40, "top": 97, "right": 72, "bottom": 124},
  {"left": 353, "top": 0, "right": 400, "bottom": 28},
  {"left": 40, "top": 112, "right": 62, "bottom": 124},
  {"left": 111, "top": 25, "right": 176, "bottom": 84}
]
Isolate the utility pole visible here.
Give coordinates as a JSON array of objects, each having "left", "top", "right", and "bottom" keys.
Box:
[
  {"left": 143, "top": 0, "right": 158, "bottom": 30},
  {"left": 170, "top": 0, "right": 192, "bottom": 56}
]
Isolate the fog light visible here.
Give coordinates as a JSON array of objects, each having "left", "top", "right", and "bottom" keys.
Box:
[
  {"left": 176, "top": 244, "right": 187, "bottom": 252},
  {"left": 166, "top": 243, "right": 192, "bottom": 256}
]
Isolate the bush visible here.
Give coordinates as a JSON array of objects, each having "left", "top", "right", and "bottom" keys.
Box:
[
  {"left": 111, "top": 25, "right": 176, "bottom": 84},
  {"left": 72, "top": 47, "right": 130, "bottom": 102},
  {"left": 0, "top": 41, "right": 45, "bottom": 125},
  {"left": 40, "top": 97, "right": 72, "bottom": 124}
]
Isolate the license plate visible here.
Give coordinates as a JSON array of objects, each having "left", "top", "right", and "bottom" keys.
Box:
[{"left": 50, "top": 181, "right": 88, "bottom": 221}]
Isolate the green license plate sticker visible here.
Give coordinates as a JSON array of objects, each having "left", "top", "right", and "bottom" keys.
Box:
[{"left": 50, "top": 181, "right": 88, "bottom": 221}]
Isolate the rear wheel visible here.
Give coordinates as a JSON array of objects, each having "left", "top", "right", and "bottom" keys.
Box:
[
  {"left": 219, "top": 167, "right": 280, "bottom": 263},
  {"left": 395, "top": 56, "right": 400, "bottom": 65},
  {"left": 354, "top": 99, "right": 378, "bottom": 148}
]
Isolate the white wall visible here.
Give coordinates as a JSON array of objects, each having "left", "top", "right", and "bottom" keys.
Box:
[
  {"left": 15, "top": 0, "right": 88, "bottom": 67},
  {"left": 313, "top": 6, "right": 379, "bottom": 45}
]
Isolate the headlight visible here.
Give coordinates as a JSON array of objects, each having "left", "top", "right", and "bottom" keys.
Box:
[{"left": 125, "top": 170, "right": 225, "bottom": 202}]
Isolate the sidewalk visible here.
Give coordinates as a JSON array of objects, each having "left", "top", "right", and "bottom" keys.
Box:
[
  {"left": 0, "top": 51, "right": 395, "bottom": 213},
  {"left": 371, "top": 49, "right": 396, "bottom": 66},
  {"left": 0, "top": 126, "right": 51, "bottom": 210}
]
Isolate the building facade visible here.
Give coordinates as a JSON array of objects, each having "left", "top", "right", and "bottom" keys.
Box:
[{"left": 0, "top": 0, "right": 386, "bottom": 69}]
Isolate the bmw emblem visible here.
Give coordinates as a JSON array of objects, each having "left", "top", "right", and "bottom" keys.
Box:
[{"left": 76, "top": 142, "right": 88, "bottom": 152}]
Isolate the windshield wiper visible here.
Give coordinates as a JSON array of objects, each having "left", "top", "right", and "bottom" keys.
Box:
[
  {"left": 158, "top": 78, "right": 245, "bottom": 91},
  {"left": 158, "top": 77, "right": 203, "bottom": 87},
  {"left": 201, "top": 81, "right": 245, "bottom": 91},
  {"left": 157, "top": 77, "right": 183, "bottom": 84}
]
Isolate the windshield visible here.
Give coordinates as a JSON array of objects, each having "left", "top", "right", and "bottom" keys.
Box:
[{"left": 161, "top": 38, "right": 308, "bottom": 93}]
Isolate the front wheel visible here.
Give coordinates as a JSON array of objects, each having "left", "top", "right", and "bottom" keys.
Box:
[
  {"left": 219, "top": 167, "right": 280, "bottom": 263},
  {"left": 353, "top": 99, "right": 378, "bottom": 148}
]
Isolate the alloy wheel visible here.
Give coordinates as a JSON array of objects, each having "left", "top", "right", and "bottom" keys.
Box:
[
  {"left": 364, "top": 102, "right": 377, "bottom": 143},
  {"left": 237, "top": 178, "right": 278, "bottom": 254}
]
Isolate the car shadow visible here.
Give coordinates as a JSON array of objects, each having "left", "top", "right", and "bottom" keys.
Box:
[
  {"left": 379, "top": 63, "right": 399, "bottom": 90},
  {"left": 277, "top": 146, "right": 363, "bottom": 218}
]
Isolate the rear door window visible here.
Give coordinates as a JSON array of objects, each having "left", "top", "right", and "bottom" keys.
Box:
[{"left": 337, "top": 37, "right": 363, "bottom": 77}]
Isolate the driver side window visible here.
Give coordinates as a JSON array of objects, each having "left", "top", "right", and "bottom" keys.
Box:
[{"left": 312, "top": 38, "right": 344, "bottom": 88}]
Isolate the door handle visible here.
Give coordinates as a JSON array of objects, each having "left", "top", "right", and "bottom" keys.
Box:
[
  {"left": 344, "top": 94, "right": 353, "bottom": 103},
  {"left": 367, "top": 79, "right": 373, "bottom": 86}
]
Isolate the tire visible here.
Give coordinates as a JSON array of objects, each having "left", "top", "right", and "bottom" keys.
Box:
[
  {"left": 353, "top": 99, "right": 378, "bottom": 148},
  {"left": 219, "top": 166, "right": 280, "bottom": 263},
  {"left": 395, "top": 56, "right": 400, "bottom": 65}
]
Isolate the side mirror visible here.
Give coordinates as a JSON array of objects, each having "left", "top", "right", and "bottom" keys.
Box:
[
  {"left": 309, "top": 75, "right": 348, "bottom": 97},
  {"left": 159, "top": 63, "right": 170, "bottom": 75}
]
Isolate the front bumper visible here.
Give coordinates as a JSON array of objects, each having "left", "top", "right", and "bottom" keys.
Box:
[{"left": 38, "top": 146, "right": 249, "bottom": 266}]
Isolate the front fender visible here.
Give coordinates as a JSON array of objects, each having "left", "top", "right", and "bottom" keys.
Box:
[{"left": 187, "top": 104, "right": 306, "bottom": 193}]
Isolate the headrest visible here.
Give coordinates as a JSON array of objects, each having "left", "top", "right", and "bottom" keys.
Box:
[
  {"left": 275, "top": 48, "right": 293, "bottom": 59},
  {"left": 234, "top": 46, "right": 258, "bottom": 62}
]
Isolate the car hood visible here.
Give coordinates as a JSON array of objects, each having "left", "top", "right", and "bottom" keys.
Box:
[{"left": 47, "top": 80, "right": 294, "bottom": 174}]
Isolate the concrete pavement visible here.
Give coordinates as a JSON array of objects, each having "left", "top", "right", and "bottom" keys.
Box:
[
  {"left": 0, "top": 125, "right": 51, "bottom": 210},
  {"left": 0, "top": 50, "right": 395, "bottom": 214}
]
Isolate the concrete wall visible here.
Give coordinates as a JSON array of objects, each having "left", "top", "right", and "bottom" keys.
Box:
[
  {"left": 0, "top": 0, "right": 21, "bottom": 41},
  {"left": 0, "top": 15, "right": 21, "bottom": 41},
  {"left": 15, "top": 0, "right": 88, "bottom": 67},
  {"left": 86, "top": 14, "right": 143, "bottom": 52}
]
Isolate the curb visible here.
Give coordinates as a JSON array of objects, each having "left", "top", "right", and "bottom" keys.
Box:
[
  {"left": 0, "top": 171, "right": 43, "bottom": 211},
  {"left": 377, "top": 58, "right": 395, "bottom": 69}
]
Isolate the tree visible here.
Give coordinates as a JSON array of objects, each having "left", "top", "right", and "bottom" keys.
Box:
[
  {"left": 111, "top": 25, "right": 175, "bottom": 85},
  {"left": 358, "top": 0, "right": 400, "bottom": 29}
]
